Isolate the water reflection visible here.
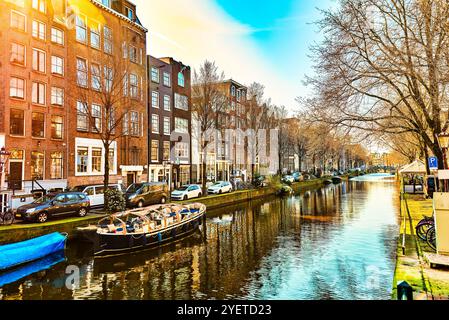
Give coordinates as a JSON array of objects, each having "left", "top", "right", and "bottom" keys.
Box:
[{"left": 0, "top": 178, "right": 399, "bottom": 300}]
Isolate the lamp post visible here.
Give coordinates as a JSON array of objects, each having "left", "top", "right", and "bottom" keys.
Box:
[{"left": 437, "top": 132, "right": 449, "bottom": 170}]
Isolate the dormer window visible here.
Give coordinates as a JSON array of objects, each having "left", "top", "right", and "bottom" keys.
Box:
[{"left": 125, "top": 7, "right": 134, "bottom": 20}]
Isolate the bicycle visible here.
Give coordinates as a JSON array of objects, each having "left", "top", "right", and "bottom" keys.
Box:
[
  {"left": 0, "top": 208, "right": 15, "bottom": 226},
  {"left": 426, "top": 226, "right": 437, "bottom": 252},
  {"left": 416, "top": 215, "right": 434, "bottom": 241}
]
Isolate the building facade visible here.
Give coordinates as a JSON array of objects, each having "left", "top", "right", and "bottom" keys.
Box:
[
  {"left": 0, "top": 0, "right": 148, "bottom": 194},
  {"left": 148, "top": 56, "right": 191, "bottom": 189}
]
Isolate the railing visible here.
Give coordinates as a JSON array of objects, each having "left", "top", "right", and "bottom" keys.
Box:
[{"left": 6, "top": 179, "right": 47, "bottom": 196}]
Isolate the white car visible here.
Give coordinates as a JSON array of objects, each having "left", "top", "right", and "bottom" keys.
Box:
[
  {"left": 208, "top": 181, "right": 233, "bottom": 194},
  {"left": 171, "top": 185, "right": 202, "bottom": 201},
  {"left": 282, "top": 175, "right": 295, "bottom": 184}
]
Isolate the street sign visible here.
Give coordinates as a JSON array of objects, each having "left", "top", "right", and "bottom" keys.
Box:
[{"left": 429, "top": 156, "right": 439, "bottom": 170}]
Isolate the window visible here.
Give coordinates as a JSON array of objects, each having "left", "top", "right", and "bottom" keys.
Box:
[
  {"left": 11, "top": 11, "right": 26, "bottom": 32},
  {"left": 130, "top": 111, "right": 139, "bottom": 136},
  {"left": 10, "top": 77, "right": 25, "bottom": 99},
  {"left": 98, "top": 0, "right": 110, "bottom": 7},
  {"left": 178, "top": 72, "right": 185, "bottom": 87},
  {"left": 108, "top": 149, "right": 115, "bottom": 173},
  {"left": 32, "top": 48, "right": 46, "bottom": 73},
  {"left": 163, "top": 141, "right": 170, "bottom": 161},
  {"left": 175, "top": 142, "right": 189, "bottom": 158},
  {"left": 151, "top": 114, "right": 159, "bottom": 133},
  {"left": 77, "top": 101, "right": 88, "bottom": 131},
  {"left": 76, "top": 58, "right": 88, "bottom": 87},
  {"left": 10, "top": 109, "right": 24, "bottom": 136},
  {"left": 32, "top": 20, "right": 46, "bottom": 40},
  {"left": 10, "top": 43, "right": 26, "bottom": 65},
  {"left": 104, "top": 26, "right": 112, "bottom": 54},
  {"left": 92, "top": 104, "right": 102, "bottom": 132},
  {"left": 51, "top": 27, "right": 64, "bottom": 45},
  {"left": 237, "top": 90, "right": 241, "bottom": 101},
  {"left": 125, "top": 7, "right": 134, "bottom": 20},
  {"left": 152, "top": 91, "right": 159, "bottom": 108},
  {"left": 122, "top": 112, "right": 129, "bottom": 135},
  {"left": 174, "top": 117, "right": 188, "bottom": 134},
  {"left": 231, "top": 86, "right": 236, "bottom": 96},
  {"left": 51, "top": 115, "right": 63, "bottom": 139},
  {"left": 151, "top": 67, "right": 159, "bottom": 83},
  {"left": 50, "top": 152, "right": 63, "bottom": 179},
  {"left": 51, "top": 87, "right": 64, "bottom": 106},
  {"left": 90, "top": 21, "right": 101, "bottom": 49},
  {"left": 151, "top": 140, "right": 158, "bottom": 162},
  {"left": 162, "top": 95, "right": 171, "bottom": 111},
  {"left": 32, "top": 112, "right": 45, "bottom": 138},
  {"left": 32, "top": 82, "right": 46, "bottom": 105},
  {"left": 163, "top": 72, "right": 171, "bottom": 87},
  {"left": 31, "top": 151, "right": 45, "bottom": 180},
  {"left": 129, "top": 46, "right": 137, "bottom": 63},
  {"left": 51, "top": 56, "right": 64, "bottom": 75},
  {"left": 104, "top": 66, "right": 113, "bottom": 92},
  {"left": 91, "top": 64, "right": 101, "bottom": 90},
  {"left": 163, "top": 117, "right": 170, "bottom": 136},
  {"left": 175, "top": 93, "right": 188, "bottom": 111},
  {"left": 76, "top": 15, "right": 87, "bottom": 43},
  {"left": 130, "top": 74, "right": 138, "bottom": 98},
  {"left": 91, "top": 148, "right": 102, "bottom": 173},
  {"left": 77, "top": 147, "right": 88, "bottom": 173},
  {"left": 32, "top": 0, "right": 46, "bottom": 13}
]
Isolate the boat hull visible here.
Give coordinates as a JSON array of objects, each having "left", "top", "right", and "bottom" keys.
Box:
[
  {"left": 0, "top": 233, "right": 67, "bottom": 271},
  {"left": 94, "top": 212, "right": 205, "bottom": 257}
]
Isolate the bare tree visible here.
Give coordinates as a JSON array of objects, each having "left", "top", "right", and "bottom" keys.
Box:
[
  {"left": 75, "top": 55, "right": 137, "bottom": 197},
  {"left": 192, "top": 61, "right": 228, "bottom": 191},
  {"left": 303, "top": 0, "right": 449, "bottom": 168}
]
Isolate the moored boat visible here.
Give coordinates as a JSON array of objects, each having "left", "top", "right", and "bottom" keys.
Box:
[
  {"left": 94, "top": 203, "right": 206, "bottom": 257},
  {"left": 332, "top": 176, "right": 343, "bottom": 184},
  {"left": 323, "top": 179, "right": 333, "bottom": 185},
  {"left": 0, "top": 232, "right": 67, "bottom": 271}
]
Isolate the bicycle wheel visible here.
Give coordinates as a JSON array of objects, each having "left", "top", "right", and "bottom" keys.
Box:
[
  {"left": 3, "top": 211, "right": 15, "bottom": 226},
  {"left": 416, "top": 221, "right": 433, "bottom": 241},
  {"left": 426, "top": 227, "right": 437, "bottom": 251}
]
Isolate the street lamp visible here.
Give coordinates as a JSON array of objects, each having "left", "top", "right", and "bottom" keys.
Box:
[
  {"left": 0, "top": 147, "right": 11, "bottom": 191},
  {"left": 438, "top": 132, "right": 449, "bottom": 170}
]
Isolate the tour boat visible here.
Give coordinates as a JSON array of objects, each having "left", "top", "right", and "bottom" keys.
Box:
[
  {"left": 0, "top": 232, "right": 67, "bottom": 271},
  {"left": 94, "top": 203, "right": 206, "bottom": 257}
]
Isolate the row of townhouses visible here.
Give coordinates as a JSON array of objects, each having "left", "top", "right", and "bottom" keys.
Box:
[{"left": 0, "top": 0, "right": 269, "bottom": 204}]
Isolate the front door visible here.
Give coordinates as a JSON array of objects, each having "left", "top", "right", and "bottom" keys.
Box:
[
  {"left": 9, "top": 162, "right": 23, "bottom": 190},
  {"left": 127, "top": 173, "right": 135, "bottom": 186}
]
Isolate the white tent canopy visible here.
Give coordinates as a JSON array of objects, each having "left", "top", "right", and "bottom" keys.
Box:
[{"left": 399, "top": 160, "right": 427, "bottom": 175}]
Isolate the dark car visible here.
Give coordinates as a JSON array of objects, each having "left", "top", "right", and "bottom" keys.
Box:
[
  {"left": 427, "top": 176, "right": 439, "bottom": 199},
  {"left": 16, "top": 192, "right": 90, "bottom": 223},
  {"left": 125, "top": 182, "right": 169, "bottom": 208}
]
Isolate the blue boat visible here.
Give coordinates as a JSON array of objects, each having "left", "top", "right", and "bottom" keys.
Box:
[
  {"left": 0, "top": 251, "right": 65, "bottom": 287},
  {"left": 0, "top": 233, "right": 67, "bottom": 271}
]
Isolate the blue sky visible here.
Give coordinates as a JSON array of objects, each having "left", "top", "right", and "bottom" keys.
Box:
[{"left": 135, "top": 0, "right": 338, "bottom": 111}]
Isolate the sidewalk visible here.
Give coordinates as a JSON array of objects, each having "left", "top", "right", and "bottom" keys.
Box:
[{"left": 393, "top": 194, "right": 449, "bottom": 300}]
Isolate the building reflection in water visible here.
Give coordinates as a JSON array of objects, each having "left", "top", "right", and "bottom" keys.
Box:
[{"left": 0, "top": 179, "right": 399, "bottom": 300}]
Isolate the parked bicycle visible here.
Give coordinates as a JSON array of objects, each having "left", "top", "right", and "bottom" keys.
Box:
[
  {"left": 0, "top": 208, "right": 15, "bottom": 226},
  {"left": 415, "top": 215, "right": 434, "bottom": 241},
  {"left": 426, "top": 226, "right": 437, "bottom": 251}
]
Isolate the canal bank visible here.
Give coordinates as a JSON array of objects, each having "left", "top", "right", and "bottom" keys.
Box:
[
  {"left": 392, "top": 194, "right": 449, "bottom": 300},
  {"left": 0, "top": 178, "right": 330, "bottom": 245}
]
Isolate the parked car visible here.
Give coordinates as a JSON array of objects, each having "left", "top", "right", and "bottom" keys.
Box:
[
  {"left": 426, "top": 176, "right": 439, "bottom": 199},
  {"left": 208, "top": 181, "right": 233, "bottom": 194},
  {"left": 125, "top": 182, "right": 169, "bottom": 208},
  {"left": 254, "top": 175, "right": 269, "bottom": 188},
  {"left": 70, "top": 183, "right": 125, "bottom": 208},
  {"left": 16, "top": 192, "right": 90, "bottom": 223},
  {"left": 171, "top": 185, "right": 202, "bottom": 201},
  {"left": 282, "top": 175, "right": 295, "bottom": 184},
  {"left": 292, "top": 172, "right": 303, "bottom": 182}
]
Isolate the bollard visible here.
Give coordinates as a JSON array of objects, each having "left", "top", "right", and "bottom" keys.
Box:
[{"left": 397, "top": 281, "right": 413, "bottom": 300}]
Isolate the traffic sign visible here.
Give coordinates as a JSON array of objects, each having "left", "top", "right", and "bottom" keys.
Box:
[{"left": 429, "top": 156, "right": 439, "bottom": 170}]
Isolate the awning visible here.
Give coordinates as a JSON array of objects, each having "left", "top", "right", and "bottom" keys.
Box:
[{"left": 398, "top": 160, "right": 426, "bottom": 175}]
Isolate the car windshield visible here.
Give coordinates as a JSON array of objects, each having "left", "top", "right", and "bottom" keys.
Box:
[
  {"left": 212, "top": 182, "right": 222, "bottom": 186},
  {"left": 70, "top": 186, "right": 86, "bottom": 192},
  {"left": 126, "top": 184, "right": 143, "bottom": 194},
  {"left": 33, "top": 196, "right": 53, "bottom": 204},
  {"left": 177, "top": 186, "right": 189, "bottom": 191}
]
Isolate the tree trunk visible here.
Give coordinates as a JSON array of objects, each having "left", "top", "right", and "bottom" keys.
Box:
[{"left": 202, "top": 151, "right": 207, "bottom": 193}]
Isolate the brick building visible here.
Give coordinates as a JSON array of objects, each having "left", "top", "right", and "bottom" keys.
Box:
[
  {"left": 0, "top": 0, "right": 148, "bottom": 194},
  {"left": 148, "top": 56, "right": 191, "bottom": 189}
]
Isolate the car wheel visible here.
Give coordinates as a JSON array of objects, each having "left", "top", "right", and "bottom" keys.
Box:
[
  {"left": 160, "top": 196, "right": 167, "bottom": 204},
  {"left": 183, "top": 195, "right": 188, "bottom": 201},
  {"left": 78, "top": 207, "right": 88, "bottom": 217},
  {"left": 198, "top": 192, "right": 202, "bottom": 197},
  {"left": 37, "top": 212, "right": 49, "bottom": 223},
  {"left": 137, "top": 200, "right": 144, "bottom": 208},
  {"left": 219, "top": 190, "right": 222, "bottom": 194}
]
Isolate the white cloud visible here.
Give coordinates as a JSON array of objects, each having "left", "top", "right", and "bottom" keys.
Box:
[{"left": 133, "top": 0, "right": 300, "bottom": 111}]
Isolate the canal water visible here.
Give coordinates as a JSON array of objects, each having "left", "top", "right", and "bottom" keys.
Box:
[{"left": 0, "top": 174, "right": 400, "bottom": 300}]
